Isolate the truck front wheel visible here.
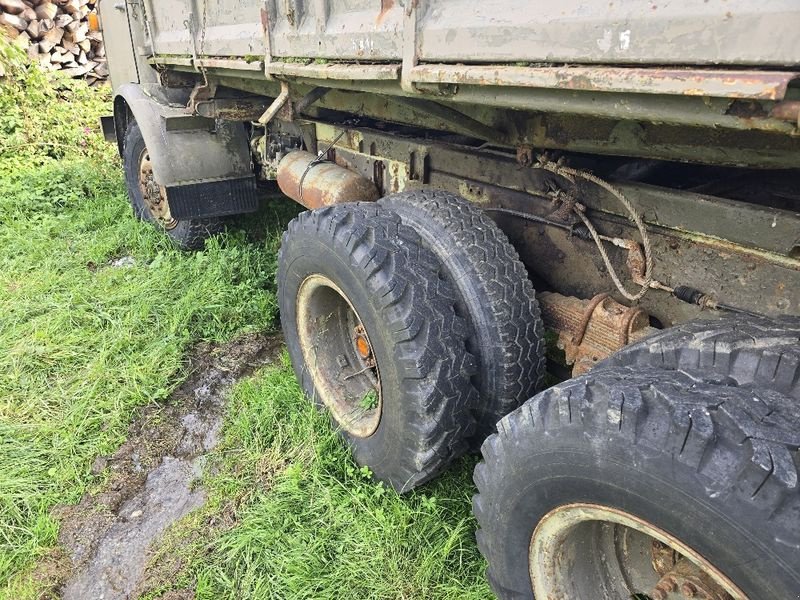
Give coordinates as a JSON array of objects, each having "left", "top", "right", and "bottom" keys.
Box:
[
  {"left": 122, "top": 121, "right": 223, "bottom": 250},
  {"left": 473, "top": 366, "right": 800, "bottom": 599}
]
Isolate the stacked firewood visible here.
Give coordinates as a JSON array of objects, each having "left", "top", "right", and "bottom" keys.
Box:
[{"left": 0, "top": 0, "right": 107, "bottom": 82}]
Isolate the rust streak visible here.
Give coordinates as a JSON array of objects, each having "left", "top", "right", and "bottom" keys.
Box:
[
  {"left": 376, "top": 0, "right": 394, "bottom": 25},
  {"left": 770, "top": 100, "right": 800, "bottom": 123},
  {"left": 259, "top": 7, "right": 269, "bottom": 34}
]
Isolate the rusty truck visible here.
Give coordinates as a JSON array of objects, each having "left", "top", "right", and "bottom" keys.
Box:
[{"left": 97, "top": 1, "right": 800, "bottom": 598}]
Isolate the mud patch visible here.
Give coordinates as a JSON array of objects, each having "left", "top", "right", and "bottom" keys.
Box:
[{"left": 35, "top": 333, "right": 283, "bottom": 599}]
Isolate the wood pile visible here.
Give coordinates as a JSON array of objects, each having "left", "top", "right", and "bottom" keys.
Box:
[{"left": 0, "top": 0, "right": 107, "bottom": 82}]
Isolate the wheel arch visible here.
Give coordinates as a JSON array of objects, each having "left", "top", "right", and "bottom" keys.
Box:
[{"left": 112, "top": 83, "right": 259, "bottom": 220}]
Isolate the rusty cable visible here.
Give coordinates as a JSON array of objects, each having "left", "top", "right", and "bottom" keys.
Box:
[
  {"left": 482, "top": 208, "right": 592, "bottom": 240},
  {"left": 534, "top": 157, "right": 656, "bottom": 301}
]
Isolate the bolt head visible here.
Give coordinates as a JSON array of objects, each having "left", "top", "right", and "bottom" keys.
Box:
[{"left": 681, "top": 582, "right": 697, "bottom": 597}]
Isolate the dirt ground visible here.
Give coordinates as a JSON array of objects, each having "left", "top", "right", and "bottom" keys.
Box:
[{"left": 29, "top": 333, "right": 284, "bottom": 600}]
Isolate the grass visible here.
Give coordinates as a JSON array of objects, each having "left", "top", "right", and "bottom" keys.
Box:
[
  {"left": 139, "top": 356, "right": 492, "bottom": 600},
  {"left": 0, "top": 41, "right": 294, "bottom": 594},
  {"left": 0, "top": 39, "right": 493, "bottom": 599}
]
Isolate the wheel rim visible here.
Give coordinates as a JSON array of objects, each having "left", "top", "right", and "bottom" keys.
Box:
[
  {"left": 529, "top": 503, "right": 746, "bottom": 600},
  {"left": 138, "top": 149, "right": 178, "bottom": 230},
  {"left": 296, "top": 274, "right": 382, "bottom": 438}
]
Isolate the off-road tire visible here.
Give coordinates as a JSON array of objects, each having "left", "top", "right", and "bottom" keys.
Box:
[
  {"left": 473, "top": 366, "right": 800, "bottom": 599},
  {"left": 122, "top": 121, "right": 223, "bottom": 250},
  {"left": 278, "top": 203, "right": 477, "bottom": 491},
  {"left": 379, "top": 190, "right": 546, "bottom": 444},
  {"left": 605, "top": 313, "right": 800, "bottom": 398}
]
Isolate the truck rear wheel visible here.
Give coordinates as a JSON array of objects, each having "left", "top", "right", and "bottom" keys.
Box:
[
  {"left": 473, "top": 366, "right": 800, "bottom": 599},
  {"left": 605, "top": 313, "right": 800, "bottom": 398},
  {"left": 122, "top": 121, "right": 223, "bottom": 250},
  {"left": 278, "top": 203, "right": 477, "bottom": 491},
  {"left": 379, "top": 190, "right": 546, "bottom": 444}
]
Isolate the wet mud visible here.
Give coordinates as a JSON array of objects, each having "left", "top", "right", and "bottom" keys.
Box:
[{"left": 36, "top": 333, "right": 282, "bottom": 599}]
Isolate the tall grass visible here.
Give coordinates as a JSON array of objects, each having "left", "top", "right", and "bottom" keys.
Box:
[{"left": 0, "top": 39, "right": 293, "bottom": 591}]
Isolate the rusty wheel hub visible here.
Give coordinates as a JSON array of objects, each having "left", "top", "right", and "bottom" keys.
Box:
[
  {"left": 138, "top": 150, "right": 177, "bottom": 230},
  {"left": 296, "top": 275, "right": 382, "bottom": 438},
  {"left": 650, "top": 541, "right": 733, "bottom": 600},
  {"left": 529, "top": 504, "right": 745, "bottom": 600}
]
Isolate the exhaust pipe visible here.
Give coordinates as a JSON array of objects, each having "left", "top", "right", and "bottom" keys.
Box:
[{"left": 276, "top": 150, "right": 380, "bottom": 210}]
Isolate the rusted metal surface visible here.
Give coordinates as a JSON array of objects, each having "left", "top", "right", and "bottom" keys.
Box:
[
  {"left": 770, "top": 100, "right": 800, "bottom": 124},
  {"left": 194, "top": 98, "right": 269, "bottom": 121},
  {"left": 530, "top": 504, "right": 747, "bottom": 600},
  {"left": 537, "top": 291, "right": 656, "bottom": 375},
  {"left": 150, "top": 56, "right": 264, "bottom": 71},
  {"left": 266, "top": 62, "right": 400, "bottom": 81},
  {"left": 138, "top": 150, "right": 177, "bottom": 230},
  {"left": 296, "top": 274, "right": 382, "bottom": 438},
  {"left": 257, "top": 81, "right": 290, "bottom": 125},
  {"left": 276, "top": 150, "right": 380, "bottom": 210},
  {"left": 107, "top": 0, "right": 800, "bottom": 172},
  {"left": 305, "top": 124, "right": 799, "bottom": 322},
  {"left": 410, "top": 65, "right": 799, "bottom": 101},
  {"left": 651, "top": 543, "right": 733, "bottom": 600}
]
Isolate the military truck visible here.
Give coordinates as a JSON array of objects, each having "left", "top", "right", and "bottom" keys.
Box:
[{"left": 97, "top": 1, "right": 800, "bottom": 598}]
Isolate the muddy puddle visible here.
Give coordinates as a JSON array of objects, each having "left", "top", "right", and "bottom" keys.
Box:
[{"left": 39, "top": 333, "right": 282, "bottom": 599}]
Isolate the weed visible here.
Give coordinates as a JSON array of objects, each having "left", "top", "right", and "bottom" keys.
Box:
[{"left": 359, "top": 388, "right": 379, "bottom": 411}]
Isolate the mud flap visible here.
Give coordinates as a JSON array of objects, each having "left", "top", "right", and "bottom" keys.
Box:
[{"left": 113, "top": 83, "right": 259, "bottom": 218}]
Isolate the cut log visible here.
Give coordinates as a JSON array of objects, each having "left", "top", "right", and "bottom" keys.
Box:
[
  {"left": 40, "top": 23, "right": 62, "bottom": 44},
  {"left": 50, "top": 49, "right": 70, "bottom": 63},
  {"left": 0, "top": 0, "right": 26, "bottom": 15},
  {"left": 0, "top": 11, "right": 28, "bottom": 30},
  {"left": 1, "top": 22, "right": 20, "bottom": 38},
  {"left": 13, "top": 28, "right": 30, "bottom": 47},
  {"left": 92, "top": 60, "right": 107, "bottom": 77},
  {"left": 33, "top": 1, "right": 56, "bottom": 20},
  {"left": 53, "top": 12, "right": 71, "bottom": 27},
  {"left": 61, "top": 64, "right": 89, "bottom": 77},
  {"left": 25, "top": 18, "right": 39, "bottom": 38}
]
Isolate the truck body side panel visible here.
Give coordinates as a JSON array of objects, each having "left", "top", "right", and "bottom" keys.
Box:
[{"left": 140, "top": 0, "right": 800, "bottom": 66}]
